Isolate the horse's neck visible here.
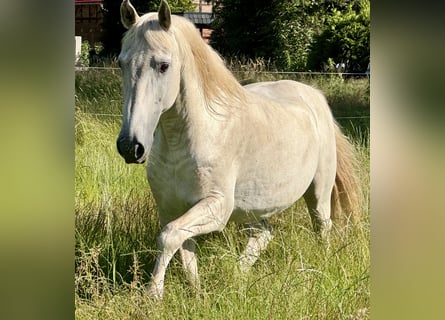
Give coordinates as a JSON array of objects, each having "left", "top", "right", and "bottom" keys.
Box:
[
  {"left": 158, "top": 106, "right": 187, "bottom": 151},
  {"left": 156, "top": 87, "right": 206, "bottom": 154},
  {"left": 156, "top": 76, "right": 228, "bottom": 160},
  {"left": 179, "top": 67, "right": 227, "bottom": 126}
]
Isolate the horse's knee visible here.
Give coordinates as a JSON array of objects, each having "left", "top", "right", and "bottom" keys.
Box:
[{"left": 158, "top": 224, "right": 183, "bottom": 253}]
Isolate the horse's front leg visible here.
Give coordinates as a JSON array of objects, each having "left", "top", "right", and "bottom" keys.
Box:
[
  {"left": 147, "top": 194, "right": 233, "bottom": 300},
  {"left": 179, "top": 239, "right": 200, "bottom": 291}
]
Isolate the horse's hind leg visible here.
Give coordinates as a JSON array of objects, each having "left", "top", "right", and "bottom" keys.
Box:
[
  {"left": 304, "top": 179, "right": 334, "bottom": 240},
  {"left": 304, "top": 134, "right": 337, "bottom": 240},
  {"left": 239, "top": 220, "right": 274, "bottom": 272}
]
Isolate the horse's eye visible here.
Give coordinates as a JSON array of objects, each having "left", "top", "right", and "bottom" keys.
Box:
[{"left": 159, "top": 62, "right": 169, "bottom": 73}]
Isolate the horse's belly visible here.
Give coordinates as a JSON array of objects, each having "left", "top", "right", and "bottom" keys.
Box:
[
  {"left": 232, "top": 134, "right": 319, "bottom": 223},
  {"left": 232, "top": 172, "right": 313, "bottom": 223}
]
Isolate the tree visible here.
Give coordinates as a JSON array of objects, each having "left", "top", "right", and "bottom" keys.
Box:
[
  {"left": 211, "top": 0, "right": 283, "bottom": 63},
  {"left": 211, "top": 0, "right": 369, "bottom": 71},
  {"left": 271, "top": 0, "right": 327, "bottom": 71},
  {"left": 210, "top": 0, "right": 334, "bottom": 70},
  {"left": 101, "top": 0, "right": 195, "bottom": 56},
  {"left": 307, "top": 0, "right": 370, "bottom": 72}
]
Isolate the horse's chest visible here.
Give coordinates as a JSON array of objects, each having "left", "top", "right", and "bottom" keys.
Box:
[{"left": 146, "top": 147, "right": 201, "bottom": 220}]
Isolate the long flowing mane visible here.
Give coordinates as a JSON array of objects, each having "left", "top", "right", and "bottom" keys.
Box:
[{"left": 171, "top": 16, "right": 247, "bottom": 108}]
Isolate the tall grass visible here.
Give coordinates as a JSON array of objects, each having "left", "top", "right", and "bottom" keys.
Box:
[{"left": 75, "top": 68, "right": 369, "bottom": 319}]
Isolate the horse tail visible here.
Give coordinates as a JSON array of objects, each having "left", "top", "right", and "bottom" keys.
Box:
[{"left": 331, "top": 124, "right": 361, "bottom": 224}]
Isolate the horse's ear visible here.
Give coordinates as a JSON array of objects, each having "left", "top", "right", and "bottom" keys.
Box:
[
  {"left": 120, "top": 0, "right": 139, "bottom": 29},
  {"left": 158, "top": 0, "right": 171, "bottom": 31}
]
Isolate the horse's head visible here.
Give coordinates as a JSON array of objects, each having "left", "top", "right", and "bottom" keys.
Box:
[{"left": 117, "top": 0, "right": 180, "bottom": 163}]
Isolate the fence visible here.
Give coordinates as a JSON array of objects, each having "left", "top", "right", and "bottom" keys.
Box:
[
  {"left": 75, "top": 66, "right": 369, "bottom": 76},
  {"left": 75, "top": 67, "right": 370, "bottom": 121}
]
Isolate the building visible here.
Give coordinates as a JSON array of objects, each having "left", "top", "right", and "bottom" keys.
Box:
[
  {"left": 75, "top": 0, "right": 104, "bottom": 45},
  {"left": 189, "top": 0, "right": 213, "bottom": 41},
  {"left": 180, "top": 11, "right": 213, "bottom": 42},
  {"left": 75, "top": 0, "right": 213, "bottom": 45}
]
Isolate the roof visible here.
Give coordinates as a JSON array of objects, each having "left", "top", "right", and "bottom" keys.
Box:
[
  {"left": 75, "top": 0, "right": 103, "bottom": 3},
  {"left": 181, "top": 12, "right": 214, "bottom": 27}
]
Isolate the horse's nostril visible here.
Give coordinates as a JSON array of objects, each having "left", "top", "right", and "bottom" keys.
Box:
[{"left": 134, "top": 142, "right": 145, "bottom": 161}]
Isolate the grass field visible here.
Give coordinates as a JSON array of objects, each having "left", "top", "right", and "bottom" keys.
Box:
[{"left": 75, "top": 68, "right": 370, "bottom": 319}]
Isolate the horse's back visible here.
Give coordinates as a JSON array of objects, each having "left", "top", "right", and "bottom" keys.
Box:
[
  {"left": 244, "top": 80, "right": 336, "bottom": 145},
  {"left": 244, "top": 80, "right": 329, "bottom": 116}
]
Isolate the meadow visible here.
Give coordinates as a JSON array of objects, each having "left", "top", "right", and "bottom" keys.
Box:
[{"left": 75, "top": 67, "right": 369, "bottom": 319}]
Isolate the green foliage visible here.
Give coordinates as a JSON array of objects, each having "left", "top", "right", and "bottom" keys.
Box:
[
  {"left": 211, "top": 0, "right": 322, "bottom": 71},
  {"left": 77, "top": 42, "right": 105, "bottom": 67},
  {"left": 76, "top": 41, "right": 91, "bottom": 67},
  {"left": 162, "top": 0, "right": 195, "bottom": 12},
  {"left": 211, "top": 0, "right": 283, "bottom": 64},
  {"left": 101, "top": 0, "right": 195, "bottom": 55},
  {"left": 307, "top": 0, "right": 370, "bottom": 72},
  {"left": 211, "top": 0, "right": 370, "bottom": 72},
  {"left": 272, "top": 0, "right": 325, "bottom": 71}
]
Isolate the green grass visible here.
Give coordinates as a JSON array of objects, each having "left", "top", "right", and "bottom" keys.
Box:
[{"left": 75, "top": 68, "right": 369, "bottom": 319}]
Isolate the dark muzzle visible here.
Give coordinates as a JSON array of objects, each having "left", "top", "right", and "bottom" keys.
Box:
[{"left": 116, "top": 136, "right": 146, "bottom": 164}]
